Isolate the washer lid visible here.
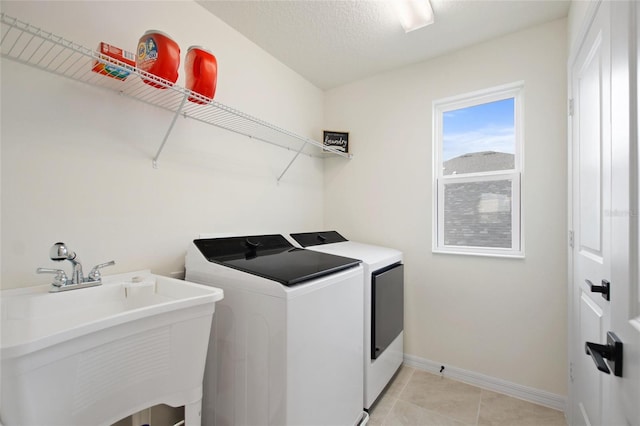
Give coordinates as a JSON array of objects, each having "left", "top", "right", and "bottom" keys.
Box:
[{"left": 193, "top": 234, "right": 360, "bottom": 286}]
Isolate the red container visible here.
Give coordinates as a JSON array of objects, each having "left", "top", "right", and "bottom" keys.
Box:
[
  {"left": 185, "top": 46, "right": 218, "bottom": 104},
  {"left": 136, "top": 30, "right": 180, "bottom": 88}
]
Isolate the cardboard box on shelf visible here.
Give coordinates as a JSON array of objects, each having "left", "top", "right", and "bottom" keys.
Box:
[{"left": 92, "top": 42, "right": 136, "bottom": 81}]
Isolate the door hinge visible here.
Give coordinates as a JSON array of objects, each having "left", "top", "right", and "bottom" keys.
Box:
[
  {"left": 569, "top": 361, "right": 574, "bottom": 382},
  {"left": 569, "top": 98, "right": 574, "bottom": 116},
  {"left": 569, "top": 230, "right": 574, "bottom": 248}
]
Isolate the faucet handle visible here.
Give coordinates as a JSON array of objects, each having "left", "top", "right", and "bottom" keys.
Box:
[
  {"left": 88, "top": 260, "right": 115, "bottom": 282},
  {"left": 36, "top": 267, "right": 68, "bottom": 287}
]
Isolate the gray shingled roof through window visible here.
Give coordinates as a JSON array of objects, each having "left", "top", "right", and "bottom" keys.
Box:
[{"left": 443, "top": 151, "right": 514, "bottom": 175}]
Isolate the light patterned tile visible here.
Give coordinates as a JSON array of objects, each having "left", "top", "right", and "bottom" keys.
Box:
[
  {"left": 369, "top": 390, "right": 398, "bottom": 425},
  {"left": 399, "top": 370, "right": 480, "bottom": 424},
  {"left": 385, "top": 365, "right": 416, "bottom": 399},
  {"left": 368, "top": 363, "right": 415, "bottom": 425},
  {"left": 384, "top": 399, "right": 473, "bottom": 426},
  {"left": 398, "top": 370, "right": 482, "bottom": 425},
  {"left": 368, "top": 416, "right": 385, "bottom": 426},
  {"left": 477, "top": 390, "right": 567, "bottom": 426}
]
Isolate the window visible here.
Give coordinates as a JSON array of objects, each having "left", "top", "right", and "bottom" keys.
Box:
[{"left": 433, "top": 82, "right": 523, "bottom": 257}]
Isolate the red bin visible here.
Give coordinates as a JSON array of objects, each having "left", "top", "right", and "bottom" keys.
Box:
[
  {"left": 185, "top": 46, "right": 218, "bottom": 104},
  {"left": 136, "top": 30, "right": 180, "bottom": 88}
]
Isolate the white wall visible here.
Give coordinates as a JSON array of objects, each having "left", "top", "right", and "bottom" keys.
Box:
[
  {"left": 324, "top": 19, "right": 568, "bottom": 395},
  {"left": 0, "top": 1, "right": 325, "bottom": 289}
]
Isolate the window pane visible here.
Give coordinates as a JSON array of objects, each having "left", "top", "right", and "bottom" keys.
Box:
[
  {"left": 442, "top": 98, "right": 515, "bottom": 175},
  {"left": 443, "top": 179, "right": 512, "bottom": 248}
]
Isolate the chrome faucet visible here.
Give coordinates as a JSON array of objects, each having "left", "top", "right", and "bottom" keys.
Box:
[
  {"left": 37, "top": 242, "right": 115, "bottom": 292},
  {"left": 49, "top": 242, "right": 84, "bottom": 284}
]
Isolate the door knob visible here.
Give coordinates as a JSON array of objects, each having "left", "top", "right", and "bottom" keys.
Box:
[
  {"left": 586, "top": 279, "right": 610, "bottom": 301},
  {"left": 585, "top": 331, "right": 623, "bottom": 377}
]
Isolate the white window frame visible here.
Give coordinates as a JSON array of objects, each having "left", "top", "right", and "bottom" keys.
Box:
[{"left": 432, "top": 81, "right": 524, "bottom": 258}]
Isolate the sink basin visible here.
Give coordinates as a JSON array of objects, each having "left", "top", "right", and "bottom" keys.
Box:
[{"left": 1, "top": 270, "right": 223, "bottom": 426}]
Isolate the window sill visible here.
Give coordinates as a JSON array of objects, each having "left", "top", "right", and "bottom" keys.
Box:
[{"left": 432, "top": 248, "right": 525, "bottom": 259}]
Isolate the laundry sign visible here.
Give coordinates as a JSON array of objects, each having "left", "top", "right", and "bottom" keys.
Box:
[{"left": 323, "top": 131, "right": 349, "bottom": 154}]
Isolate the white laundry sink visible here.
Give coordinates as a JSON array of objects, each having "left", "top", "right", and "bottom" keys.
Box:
[{"left": 0, "top": 270, "right": 223, "bottom": 426}]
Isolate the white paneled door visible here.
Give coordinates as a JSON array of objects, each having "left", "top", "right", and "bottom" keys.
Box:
[
  {"left": 570, "top": 2, "right": 611, "bottom": 424},
  {"left": 570, "top": 1, "right": 639, "bottom": 426}
]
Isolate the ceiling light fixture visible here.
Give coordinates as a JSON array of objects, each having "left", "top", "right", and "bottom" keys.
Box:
[{"left": 393, "top": 0, "right": 435, "bottom": 33}]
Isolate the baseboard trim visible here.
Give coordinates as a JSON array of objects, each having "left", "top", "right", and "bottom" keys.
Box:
[{"left": 403, "top": 354, "right": 566, "bottom": 412}]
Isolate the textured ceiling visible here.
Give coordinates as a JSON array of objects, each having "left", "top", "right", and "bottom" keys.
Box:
[{"left": 198, "top": 0, "right": 570, "bottom": 90}]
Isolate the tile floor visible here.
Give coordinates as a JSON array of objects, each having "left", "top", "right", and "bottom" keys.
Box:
[{"left": 367, "top": 365, "right": 567, "bottom": 426}]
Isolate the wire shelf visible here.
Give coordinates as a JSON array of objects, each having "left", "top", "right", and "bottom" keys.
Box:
[{"left": 0, "top": 13, "right": 351, "bottom": 180}]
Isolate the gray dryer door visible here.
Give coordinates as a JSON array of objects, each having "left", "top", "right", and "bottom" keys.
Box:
[{"left": 371, "top": 263, "right": 404, "bottom": 360}]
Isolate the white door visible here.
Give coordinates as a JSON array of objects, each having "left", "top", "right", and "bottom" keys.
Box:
[
  {"left": 607, "top": 1, "right": 640, "bottom": 425},
  {"left": 570, "top": 1, "right": 639, "bottom": 425},
  {"left": 570, "top": 1, "right": 612, "bottom": 424}
]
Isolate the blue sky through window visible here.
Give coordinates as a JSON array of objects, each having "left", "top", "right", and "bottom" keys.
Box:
[{"left": 442, "top": 98, "right": 515, "bottom": 162}]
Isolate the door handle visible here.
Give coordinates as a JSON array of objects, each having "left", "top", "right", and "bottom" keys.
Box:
[
  {"left": 585, "top": 279, "right": 610, "bottom": 301},
  {"left": 585, "top": 331, "right": 623, "bottom": 377}
]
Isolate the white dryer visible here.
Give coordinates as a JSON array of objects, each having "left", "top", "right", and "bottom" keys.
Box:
[
  {"left": 185, "top": 234, "right": 366, "bottom": 426},
  {"left": 288, "top": 231, "right": 404, "bottom": 410}
]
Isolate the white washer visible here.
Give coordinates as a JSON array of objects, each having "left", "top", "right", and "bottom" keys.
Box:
[
  {"left": 288, "top": 231, "right": 404, "bottom": 410},
  {"left": 185, "top": 234, "right": 366, "bottom": 426}
]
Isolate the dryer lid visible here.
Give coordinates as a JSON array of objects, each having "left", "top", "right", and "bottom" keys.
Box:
[{"left": 289, "top": 231, "right": 348, "bottom": 247}]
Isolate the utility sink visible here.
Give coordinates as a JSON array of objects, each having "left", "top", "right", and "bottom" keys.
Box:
[{"left": 1, "top": 270, "right": 223, "bottom": 426}]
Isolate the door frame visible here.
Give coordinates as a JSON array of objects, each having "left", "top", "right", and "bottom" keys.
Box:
[{"left": 609, "top": 1, "right": 639, "bottom": 423}]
